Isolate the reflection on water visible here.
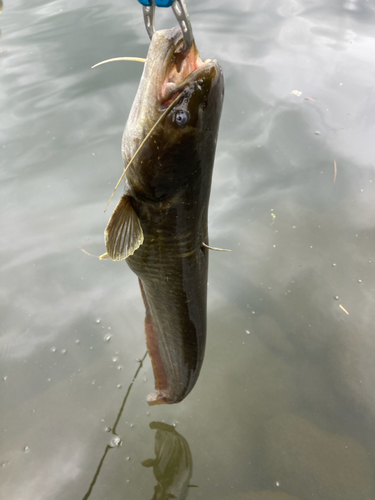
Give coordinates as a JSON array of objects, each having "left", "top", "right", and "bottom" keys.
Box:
[
  {"left": 2, "top": 0, "right": 375, "bottom": 499},
  {"left": 80, "top": 352, "right": 194, "bottom": 500},
  {"left": 142, "top": 422, "right": 195, "bottom": 500},
  {"left": 81, "top": 352, "right": 147, "bottom": 500}
]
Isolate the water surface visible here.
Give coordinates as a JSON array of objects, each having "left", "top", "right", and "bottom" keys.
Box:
[{"left": 1, "top": 1, "right": 375, "bottom": 499}]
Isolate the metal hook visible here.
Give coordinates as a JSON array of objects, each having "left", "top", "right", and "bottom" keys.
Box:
[
  {"left": 140, "top": 1, "right": 155, "bottom": 40},
  {"left": 138, "top": 0, "right": 194, "bottom": 56},
  {"left": 171, "top": 1, "right": 194, "bottom": 56}
]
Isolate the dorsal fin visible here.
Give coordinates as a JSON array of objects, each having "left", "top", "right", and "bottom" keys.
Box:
[{"left": 104, "top": 195, "right": 144, "bottom": 260}]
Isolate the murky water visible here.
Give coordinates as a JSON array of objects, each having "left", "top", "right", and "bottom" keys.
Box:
[{"left": 2, "top": 0, "right": 375, "bottom": 499}]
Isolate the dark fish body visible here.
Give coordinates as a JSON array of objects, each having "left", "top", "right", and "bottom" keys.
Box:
[{"left": 104, "top": 27, "right": 224, "bottom": 404}]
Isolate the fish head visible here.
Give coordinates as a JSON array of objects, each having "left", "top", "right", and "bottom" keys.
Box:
[{"left": 122, "top": 27, "right": 224, "bottom": 201}]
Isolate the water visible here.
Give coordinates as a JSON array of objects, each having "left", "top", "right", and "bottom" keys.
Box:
[{"left": 1, "top": 0, "right": 375, "bottom": 499}]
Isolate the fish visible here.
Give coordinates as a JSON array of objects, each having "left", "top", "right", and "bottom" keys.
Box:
[
  {"left": 142, "top": 421, "right": 195, "bottom": 500},
  {"left": 103, "top": 26, "right": 224, "bottom": 405}
]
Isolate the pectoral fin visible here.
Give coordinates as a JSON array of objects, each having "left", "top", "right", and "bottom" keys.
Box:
[{"left": 104, "top": 195, "right": 144, "bottom": 261}]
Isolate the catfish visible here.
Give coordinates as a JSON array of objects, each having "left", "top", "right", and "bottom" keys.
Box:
[{"left": 103, "top": 27, "right": 224, "bottom": 405}]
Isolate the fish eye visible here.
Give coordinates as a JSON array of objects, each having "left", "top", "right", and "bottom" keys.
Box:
[{"left": 174, "top": 110, "right": 189, "bottom": 126}]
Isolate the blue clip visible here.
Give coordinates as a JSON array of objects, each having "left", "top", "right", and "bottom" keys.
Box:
[
  {"left": 138, "top": 0, "right": 174, "bottom": 6},
  {"left": 155, "top": 0, "right": 175, "bottom": 6}
]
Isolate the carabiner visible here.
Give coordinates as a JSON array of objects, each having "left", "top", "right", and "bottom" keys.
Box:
[
  {"left": 138, "top": 0, "right": 194, "bottom": 56},
  {"left": 139, "top": 0, "right": 174, "bottom": 5}
]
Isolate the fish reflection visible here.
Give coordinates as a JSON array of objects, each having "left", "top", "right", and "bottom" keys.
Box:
[
  {"left": 142, "top": 422, "right": 196, "bottom": 500},
  {"left": 81, "top": 352, "right": 148, "bottom": 500}
]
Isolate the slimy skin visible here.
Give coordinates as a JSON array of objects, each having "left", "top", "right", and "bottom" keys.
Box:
[{"left": 105, "top": 27, "right": 224, "bottom": 404}]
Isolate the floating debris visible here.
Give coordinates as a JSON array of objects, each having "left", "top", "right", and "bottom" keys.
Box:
[
  {"left": 109, "top": 436, "right": 122, "bottom": 448},
  {"left": 339, "top": 304, "right": 349, "bottom": 315},
  {"left": 334, "top": 160, "right": 337, "bottom": 183}
]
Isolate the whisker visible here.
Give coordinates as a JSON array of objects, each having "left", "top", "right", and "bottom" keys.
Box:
[
  {"left": 92, "top": 57, "right": 147, "bottom": 69},
  {"left": 105, "top": 92, "right": 184, "bottom": 212}
]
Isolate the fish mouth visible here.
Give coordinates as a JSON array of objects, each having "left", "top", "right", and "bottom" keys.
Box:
[
  {"left": 160, "top": 38, "right": 209, "bottom": 106},
  {"left": 150, "top": 27, "right": 214, "bottom": 107},
  {"left": 124, "top": 27, "right": 218, "bottom": 152}
]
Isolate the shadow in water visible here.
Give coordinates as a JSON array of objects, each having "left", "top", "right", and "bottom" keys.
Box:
[
  {"left": 81, "top": 352, "right": 196, "bottom": 500},
  {"left": 142, "top": 421, "right": 197, "bottom": 500},
  {"left": 81, "top": 351, "right": 148, "bottom": 500}
]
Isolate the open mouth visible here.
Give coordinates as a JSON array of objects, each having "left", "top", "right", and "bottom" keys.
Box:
[{"left": 160, "top": 39, "right": 212, "bottom": 107}]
